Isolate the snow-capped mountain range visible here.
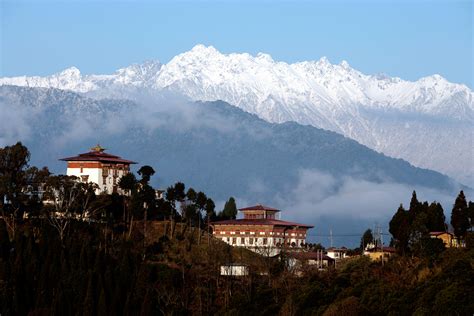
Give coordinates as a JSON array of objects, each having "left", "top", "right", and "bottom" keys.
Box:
[{"left": 1, "top": 45, "right": 473, "bottom": 185}]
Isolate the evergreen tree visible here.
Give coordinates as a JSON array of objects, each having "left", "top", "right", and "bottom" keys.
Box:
[
  {"left": 451, "top": 191, "right": 470, "bottom": 240},
  {"left": 409, "top": 190, "right": 421, "bottom": 217},
  {"left": 186, "top": 188, "right": 197, "bottom": 203},
  {"left": 468, "top": 201, "right": 474, "bottom": 231},
  {"left": 360, "top": 229, "right": 374, "bottom": 251},
  {"left": 222, "top": 197, "right": 238, "bottom": 220},
  {"left": 389, "top": 204, "right": 410, "bottom": 253},
  {"left": 426, "top": 202, "right": 446, "bottom": 232}
]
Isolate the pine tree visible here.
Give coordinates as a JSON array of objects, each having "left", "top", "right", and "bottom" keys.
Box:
[
  {"left": 451, "top": 191, "right": 470, "bottom": 240},
  {"left": 360, "top": 229, "right": 374, "bottom": 251},
  {"left": 409, "top": 190, "right": 421, "bottom": 216},
  {"left": 222, "top": 197, "right": 238, "bottom": 220},
  {"left": 389, "top": 204, "right": 410, "bottom": 254},
  {"left": 468, "top": 201, "right": 474, "bottom": 231},
  {"left": 426, "top": 202, "right": 446, "bottom": 232}
]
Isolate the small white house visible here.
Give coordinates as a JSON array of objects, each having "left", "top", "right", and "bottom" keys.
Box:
[
  {"left": 326, "top": 247, "right": 348, "bottom": 260},
  {"left": 220, "top": 264, "right": 249, "bottom": 277}
]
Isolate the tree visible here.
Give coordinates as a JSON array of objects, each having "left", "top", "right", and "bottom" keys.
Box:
[
  {"left": 119, "top": 173, "right": 138, "bottom": 195},
  {"left": 221, "top": 197, "right": 238, "bottom": 220},
  {"left": 205, "top": 198, "right": 215, "bottom": 244},
  {"left": 389, "top": 204, "right": 410, "bottom": 254},
  {"left": 451, "top": 191, "right": 470, "bottom": 240},
  {"left": 137, "top": 165, "right": 155, "bottom": 184},
  {"left": 0, "top": 142, "right": 31, "bottom": 238},
  {"left": 43, "top": 175, "right": 84, "bottom": 243},
  {"left": 186, "top": 188, "right": 197, "bottom": 203},
  {"left": 409, "top": 190, "right": 421, "bottom": 216},
  {"left": 360, "top": 229, "right": 374, "bottom": 251},
  {"left": 426, "top": 202, "right": 446, "bottom": 232},
  {"left": 468, "top": 201, "right": 474, "bottom": 232}
]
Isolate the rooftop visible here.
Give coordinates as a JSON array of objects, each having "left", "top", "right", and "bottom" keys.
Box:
[
  {"left": 60, "top": 144, "right": 137, "bottom": 164},
  {"left": 239, "top": 204, "right": 281, "bottom": 212},
  {"left": 212, "top": 218, "right": 313, "bottom": 228},
  {"left": 429, "top": 231, "right": 453, "bottom": 236}
]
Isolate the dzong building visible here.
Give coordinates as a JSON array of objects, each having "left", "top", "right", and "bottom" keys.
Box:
[
  {"left": 60, "top": 145, "right": 137, "bottom": 194},
  {"left": 212, "top": 204, "right": 313, "bottom": 256}
]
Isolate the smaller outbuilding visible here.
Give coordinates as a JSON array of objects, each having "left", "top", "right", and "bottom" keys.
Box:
[
  {"left": 326, "top": 247, "right": 349, "bottom": 260},
  {"left": 364, "top": 247, "right": 396, "bottom": 262},
  {"left": 429, "top": 231, "right": 464, "bottom": 248}
]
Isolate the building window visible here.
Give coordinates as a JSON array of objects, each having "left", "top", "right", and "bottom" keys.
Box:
[
  {"left": 232, "top": 238, "right": 236, "bottom": 244},
  {"left": 263, "top": 238, "right": 267, "bottom": 245},
  {"left": 249, "top": 238, "right": 253, "bottom": 245},
  {"left": 240, "top": 237, "right": 245, "bottom": 244}
]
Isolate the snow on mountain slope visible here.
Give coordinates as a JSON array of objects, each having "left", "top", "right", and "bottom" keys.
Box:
[{"left": 1, "top": 45, "right": 473, "bottom": 185}]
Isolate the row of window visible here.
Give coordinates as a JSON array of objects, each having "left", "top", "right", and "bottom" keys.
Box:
[
  {"left": 217, "top": 231, "right": 306, "bottom": 237},
  {"left": 244, "top": 214, "right": 276, "bottom": 219},
  {"left": 222, "top": 237, "right": 305, "bottom": 247}
]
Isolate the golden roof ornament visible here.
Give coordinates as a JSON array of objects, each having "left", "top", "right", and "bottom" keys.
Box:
[{"left": 91, "top": 144, "right": 106, "bottom": 153}]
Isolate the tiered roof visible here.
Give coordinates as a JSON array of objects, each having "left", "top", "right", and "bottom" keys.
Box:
[
  {"left": 212, "top": 218, "right": 313, "bottom": 228},
  {"left": 60, "top": 145, "right": 137, "bottom": 164},
  {"left": 239, "top": 204, "right": 281, "bottom": 212}
]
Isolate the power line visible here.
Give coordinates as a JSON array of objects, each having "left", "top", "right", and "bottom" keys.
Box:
[{"left": 307, "top": 233, "right": 390, "bottom": 237}]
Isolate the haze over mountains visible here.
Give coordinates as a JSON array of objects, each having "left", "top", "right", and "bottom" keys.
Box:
[
  {"left": 0, "top": 85, "right": 466, "bottom": 245},
  {"left": 1, "top": 45, "right": 473, "bottom": 186}
]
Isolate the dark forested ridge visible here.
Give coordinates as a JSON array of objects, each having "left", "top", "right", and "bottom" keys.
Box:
[
  {"left": 1, "top": 220, "right": 473, "bottom": 315},
  {"left": 1, "top": 142, "right": 473, "bottom": 315},
  {"left": 0, "top": 85, "right": 460, "bottom": 203}
]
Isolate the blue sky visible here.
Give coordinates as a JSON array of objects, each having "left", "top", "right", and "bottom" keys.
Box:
[{"left": 1, "top": 0, "right": 472, "bottom": 87}]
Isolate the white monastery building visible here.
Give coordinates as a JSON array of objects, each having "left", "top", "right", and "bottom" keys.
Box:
[
  {"left": 60, "top": 145, "right": 137, "bottom": 194},
  {"left": 212, "top": 204, "right": 313, "bottom": 256}
]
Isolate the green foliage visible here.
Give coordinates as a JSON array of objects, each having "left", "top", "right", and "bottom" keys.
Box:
[
  {"left": 360, "top": 229, "right": 374, "bottom": 251},
  {"left": 118, "top": 173, "right": 137, "bottom": 193},
  {"left": 389, "top": 204, "right": 410, "bottom": 253},
  {"left": 1, "top": 143, "right": 473, "bottom": 316},
  {"left": 451, "top": 190, "right": 470, "bottom": 240},
  {"left": 389, "top": 191, "right": 473, "bottom": 255},
  {"left": 220, "top": 197, "right": 238, "bottom": 220},
  {"left": 137, "top": 165, "right": 155, "bottom": 184}
]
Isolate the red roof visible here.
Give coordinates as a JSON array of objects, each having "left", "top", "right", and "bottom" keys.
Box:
[
  {"left": 429, "top": 231, "right": 452, "bottom": 236},
  {"left": 60, "top": 149, "right": 137, "bottom": 164},
  {"left": 211, "top": 218, "right": 313, "bottom": 228},
  {"left": 239, "top": 204, "right": 281, "bottom": 212}
]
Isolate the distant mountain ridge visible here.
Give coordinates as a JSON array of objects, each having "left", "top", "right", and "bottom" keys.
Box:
[
  {"left": 0, "top": 85, "right": 458, "bottom": 194},
  {"left": 1, "top": 45, "right": 473, "bottom": 185}
]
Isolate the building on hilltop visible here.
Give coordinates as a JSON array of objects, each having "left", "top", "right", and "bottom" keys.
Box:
[
  {"left": 60, "top": 145, "right": 137, "bottom": 194},
  {"left": 429, "top": 231, "right": 464, "bottom": 248},
  {"left": 326, "top": 247, "right": 349, "bottom": 261},
  {"left": 211, "top": 204, "right": 313, "bottom": 256},
  {"left": 364, "top": 246, "right": 396, "bottom": 262}
]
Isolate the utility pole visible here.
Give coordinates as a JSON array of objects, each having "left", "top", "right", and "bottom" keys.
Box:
[
  {"left": 329, "top": 228, "right": 333, "bottom": 248},
  {"left": 380, "top": 225, "right": 384, "bottom": 267}
]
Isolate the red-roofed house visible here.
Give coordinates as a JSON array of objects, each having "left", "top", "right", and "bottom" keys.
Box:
[
  {"left": 60, "top": 145, "right": 137, "bottom": 194},
  {"left": 429, "top": 231, "right": 464, "bottom": 248},
  {"left": 211, "top": 204, "right": 313, "bottom": 256}
]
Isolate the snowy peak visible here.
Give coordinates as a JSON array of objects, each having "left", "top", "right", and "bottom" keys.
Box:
[
  {"left": 58, "top": 66, "right": 81, "bottom": 78},
  {"left": 0, "top": 45, "right": 473, "bottom": 185},
  {"left": 1, "top": 44, "right": 470, "bottom": 114}
]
